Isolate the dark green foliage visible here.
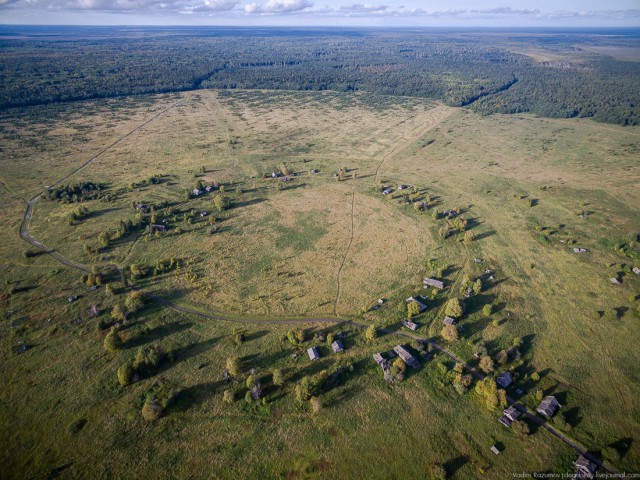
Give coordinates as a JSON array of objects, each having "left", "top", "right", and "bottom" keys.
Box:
[
  {"left": 133, "top": 344, "right": 165, "bottom": 377},
  {"left": 1, "top": 28, "right": 637, "bottom": 125}
]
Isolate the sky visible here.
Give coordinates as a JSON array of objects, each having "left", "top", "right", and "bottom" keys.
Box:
[{"left": 1, "top": 0, "right": 639, "bottom": 26}]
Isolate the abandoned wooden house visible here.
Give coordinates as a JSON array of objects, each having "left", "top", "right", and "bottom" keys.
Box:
[
  {"left": 331, "top": 340, "right": 344, "bottom": 353},
  {"left": 423, "top": 277, "right": 445, "bottom": 289},
  {"left": 402, "top": 320, "right": 418, "bottom": 331},
  {"left": 405, "top": 296, "right": 428, "bottom": 312},
  {"left": 474, "top": 258, "right": 484, "bottom": 263},
  {"left": 393, "top": 345, "right": 420, "bottom": 369},
  {"left": 398, "top": 184, "right": 409, "bottom": 190},
  {"left": 205, "top": 185, "right": 213, "bottom": 192},
  {"left": 498, "top": 405, "right": 522, "bottom": 428},
  {"left": 443, "top": 316, "right": 456, "bottom": 326},
  {"left": 200, "top": 211, "right": 209, "bottom": 217},
  {"left": 147, "top": 224, "right": 166, "bottom": 234},
  {"left": 382, "top": 188, "right": 393, "bottom": 195},
  {"left": 496, "top": 371, "right": 513, "bottom": 388},
  {"left": 307, "top": 347, "right": 320, "bottom": 361},
  {"left": 536, "top": 396, "right": 561, "bottom": 418},
  {"left": 573, "top": 247, "right": 588, "bottom": 253},
  {"left": 574, "top": 455, "right": 597, "bottom": 479}
]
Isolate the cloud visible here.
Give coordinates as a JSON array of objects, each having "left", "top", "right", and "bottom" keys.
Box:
[
  {"left": 244, "top": 0, "right": 311, "bottom": 14},
  {"left": 339, "top": 3, "right": 387, "bottom": 13}
]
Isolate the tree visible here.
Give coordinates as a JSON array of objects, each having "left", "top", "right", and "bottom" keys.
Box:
[
  {"left": 445, "top": 298, "right": 464, "bottom": 318},
  {"left": 272, "top": 369, "right": 284, "bottom": 387},
  {"left": 223, "top": 389, "right": 235, "bottom": 404},
  {"left": 407, "top": 300, "right": 421, "bottom": 319},
  {"left": 475, "top": 377, "right": 499, "bottom": 410},
  {"left": 482, "top": 304, "right": 493, "bottom": 316},
  {"left": 498, "top": 388, "right": 508, "bottom": 407},
  {"left": 141, "top": 395, "right": 163, "bottom": 421},
  {"left": 124, "top": 291, "right": 144, "bottom": 314},
  {"left": 103, "top": 328, "right": 123, "bottom": 353},
  {"left": 214, "top": 194, "right": 229, "bottom": 212},
  {"left": 295, "top": 377, "right": 312, "bottom": 403},
  {"left": 479, "top": 355, "right": 494, "bottom": 374},
  {"left": 365, "top": 324, "right": 377, "bottom": 342},
  {"left": 496, "top": 349, "right": 509, "bottom": 365},
  {"left": 246, "top": 375, "right": 256, "bottom": 390},
  {"left": 287, "top": 328, "right": 305, "bottom": 345},
  {"left": 463, "top": 230, "right": 475, "bottom": 244},
  {"left": 117, "top": 363, "right": 135, "bottom": 386},
  {"left": 472, "top": 279, "right": 482, "bottom": 295},
  {"left": 441, "top": 324, "right": 459, "bottom": 342},
  {"left": 226, "top": 356, "right": 242, "bottom": 377},
  {"left": 98, "top": 231, "right": 110, "bottom": 248}
]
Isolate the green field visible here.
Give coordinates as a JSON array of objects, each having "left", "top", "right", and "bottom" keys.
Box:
[{"left": 1, "top": 90, "right": 639, "bottom": 479}]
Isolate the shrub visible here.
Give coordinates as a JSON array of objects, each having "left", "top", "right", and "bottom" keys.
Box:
[
  {"left": 226, "top": 356, "right": 242, "bottom": 377},
  {"left": 479, "top": 355, "right": 494, "bottom": 374},
  {"left": 482, "top": 304, "right": 493, "bottom": 316},
  {"left": 511, "top": 420, "right": 530, "bottom": 437},
  {"left": 117, "top": 363, "right": 135, "bottom": 386},
  {"left": 472, "top": 279, "right": 482, "bottom": 295},
  {"left": 223, "top": 389, "right": 235, "bottom": 404},
  {"left": 309, "top": 396, "right": 322, "bottom": 413},
  {"left": 530, "top": 372, "right": 540, "bottom": 382},
  {"left": 141, "top": 395, "right": 163, "bottom": 421},
  {"left": 407, "top": 300, "right": 421, "bottom": 318},
  {"left": 134, "top": 344, "right": 165, "bottom": 376},
  {"left": 365, "top": 324, "right": 377, "bottom": 342},
  {"left": 103, "top": 328, "right": 123, "bottom": 353},
  {"left": 444, "top": 298, "right": 464, "bottom": 318},
  {"left": 430, "top": 463, "right": 447, "bottom": 480},
  {"left": 441, "top": 324, "right": 459, "bottom": 342},
  {"left": 124, "top": 291, "right": 145, "bottom": 313},
  {"left": 272, "top": 369, "right": 284, "bottom": 387}
]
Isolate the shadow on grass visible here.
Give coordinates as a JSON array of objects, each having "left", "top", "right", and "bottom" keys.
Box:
[
  {"left": 125, "top": 321, "right": 193, "bottom": 349},
  {"left": 171, "top": 380, "right": 226, "bottom": 412},
  {"left": 444, "top": 456, "right": 469, "bottom": 477}
]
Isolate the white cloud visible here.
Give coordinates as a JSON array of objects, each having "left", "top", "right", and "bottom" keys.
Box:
[
  {"left": 339, "top": 3, "right": 388, "bottom": 13},
  {"left": 244, "top": 0, "right": 311, "bottom": 13}
]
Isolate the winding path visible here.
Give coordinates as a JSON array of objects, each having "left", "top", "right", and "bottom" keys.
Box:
[{"left": 15, "top": 97, "right": 617, "bottom": 476}]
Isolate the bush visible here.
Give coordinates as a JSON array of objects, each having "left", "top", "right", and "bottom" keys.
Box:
[
  {"left": 117, "top": 363, "right": 135, "bottom": 386},
  {"left": 479, "top": 355, "right": 494, "bottom": 374},
  {"left": 430, "top": 463, "right": 447, "bottom": 480},
  {"left": 223, "top": 389, "right": 235, "bottom": 404},
  {"left": 133, "top": 344, "right": 165, "bottom": 376},
  {"left": 141, "top": 395, "right": 163, "bottom": 421},
  {"left": 272, "top": 369, "right": 284, "bottom": 387},
  {"left": 511, "top": 419, "right": 530, "bottom": 437},
  {"left": 444, "top": 298, "right": 464, "bottom": 318},
  {"left": 441, "top": 324, "right": 459, "bottom": 342},
  {"left": 103, "top": 328, "right": 123, "bottom": 353},
  {"left": 365, "top": 324, "right": 377, "bottom": 342},
  {"left": 482, "top": 304, "right": 493, "bottom": 317},
  {"left": 226, "top": 356, "right": 242, "bottom": 377},
  {"left": 124, "top": 291, "right": 145, "bottom": 314}
]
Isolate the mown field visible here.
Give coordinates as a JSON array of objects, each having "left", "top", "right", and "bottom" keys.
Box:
[{"left": 0, "top": 90, "right": 639, "bottom": 479}]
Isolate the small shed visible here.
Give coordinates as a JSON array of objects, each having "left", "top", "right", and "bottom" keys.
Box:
[
  {"left": 633, "top": 267, "right": 640, "bottom": 275},
  {"left": 573, "top": 247, "right": 588, "bottom": 253},
  {"left": 68, "top": 295, "right": 78, "bottom": 303},
  {"left": 398, "top": 184, "right": 408, "bottom": 190},
  {"left": 331, "top": 340, "right": 344, "bottom": 353},
  {"left": 536, "top": 396, "right": 561, "bottom": 418},
  {"left": 393, "top": 345, "right": 420, "bottom": 369},
  {"left": 574, "top": 455, "right": 597, "bottom": 479},
  {"left": 192, "top": 189, "right": 203, "bottom": 196},
  {"left": 498, "top": 415, "right": 513, "bottom": 428},
  {"left": 496, "top": 371, "right": 513, "bottom": 388},
  {"left": 382, "top": 188, "right": 393, "bottom": 195},
  {"left": 205, "top": 185, "right": 213, "bottom": 192},
  {"left": 490, "top": 445, "right": 500, "bottom": 455},
  {"left": 200, "top": 211, "right": 209, "bottom": 217},
  {"left": 307, "top": 347, "right": 320, "bottom": 361},
  {"left": 443, "top": 316, "right": 456, "bottom": 326},
  {"left": 474, "top": 258, "right": 484, "bottom": 263},
  {"left": 402, "top": 320, "right": 418, "bottom": 331},
  {"left": 610, "top": 277, "right": 621, "bottom": 285},
  {"left": 373, "top": 353, "right": 390, "bottom": 371},
  {"left": 423, "top": 277, "right": 445, "bottom": 289},
  {"left": 503, "top": 405, "right": 521, "bottom": 422},
  {"left": 149, "top": 224, "right": 166, "bottom": 232}
]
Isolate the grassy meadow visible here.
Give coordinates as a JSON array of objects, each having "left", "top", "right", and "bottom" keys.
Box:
[{"left": 0, "top": 90, "right": 639, "bottom": 478}]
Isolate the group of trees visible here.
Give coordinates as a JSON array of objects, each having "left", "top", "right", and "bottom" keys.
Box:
[{"left": 3, "top": 29, "right": 637, "bottom": 125}]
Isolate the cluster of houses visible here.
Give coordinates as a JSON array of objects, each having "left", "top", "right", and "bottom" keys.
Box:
[
  {"left": 372, "top": 345, "right": 420, "bottom": 375},
  {"left": 307, "top": 337, "right": 345, "bottom": 362}
]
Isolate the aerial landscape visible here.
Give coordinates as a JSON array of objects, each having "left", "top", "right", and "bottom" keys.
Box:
[{"left": 0, "top": 2, "right": 639, "bottom": 479}]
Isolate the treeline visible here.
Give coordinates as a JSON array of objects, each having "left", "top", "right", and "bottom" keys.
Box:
[{"left": 1, "top": 29, "right": 638, "bottom": 125}]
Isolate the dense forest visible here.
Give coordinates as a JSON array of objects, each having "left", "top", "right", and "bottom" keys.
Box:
[{"left": 0, "top": 26, "right": 638, "bottom": 125}]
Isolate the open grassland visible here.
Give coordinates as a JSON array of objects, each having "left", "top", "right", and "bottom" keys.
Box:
[{"left": 1, "top": 90, "right": 639, "bottom": 478}]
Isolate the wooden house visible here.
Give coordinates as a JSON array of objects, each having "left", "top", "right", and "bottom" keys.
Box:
[
  {"left": 536, "top": 396, "right": 561, "bottom": 418},
  {"left": 574, "top": 455, "right": 597, "bottom": 479},
  {"left": 423, "top": 277, "right": 444, "bottom": 289},
  {"left": 496, "top": 371, "right": 513, "bottom": 388},
  {"left": 307, "top": 347, "right": 320, "bottom": 361},
  {"left": 393, "top": 345, "right": 420, "bottom": 369},
  {"left": 331, "top": 340, "right": 344, "bottom": 353}
]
